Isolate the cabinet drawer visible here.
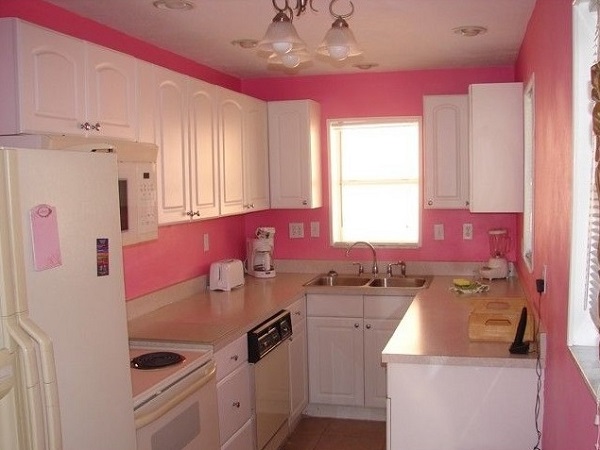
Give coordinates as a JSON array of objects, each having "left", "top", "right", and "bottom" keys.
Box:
[
  {"left": 217, "top": 363, "right": 252, "bottom": 445},
  {"left": 215, "top": 334, "right": 248, "bottom": 382},
  {"left": 364, "top": 296, "right": 413, "bottom": 320},
  {"left": 307, "top": 294, "right": 362, "bottom": 317},
  {"left": 221, "top": 416, "right": 255, "bottom": 450},
  {"left": 287, "top": 296, "right": 307, "bottom": 327}
]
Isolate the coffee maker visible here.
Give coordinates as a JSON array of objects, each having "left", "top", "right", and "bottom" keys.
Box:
[
  {"left": 480, "top": 228, "right": 510, "bottom": 279},
  {"left": 246, "top": 227, "right": 276, "bottom": 278}
]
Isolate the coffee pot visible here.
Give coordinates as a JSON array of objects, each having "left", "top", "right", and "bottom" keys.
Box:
[{"left": 246, "top": 227, "right": 275, "bottom": 278}]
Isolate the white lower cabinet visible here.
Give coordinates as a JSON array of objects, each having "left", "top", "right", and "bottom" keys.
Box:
[
  {"left": 386, "top": 363, "right": 539, "bottom": 450},
  {"left": 287, "top": 298, "right": 308, "bottom": 428},
  {"left": 215, "top": 335, "right": 254, "bottom": 450},
  {"left": 306, "top": 294, "right": 412, "bottom": 414}
]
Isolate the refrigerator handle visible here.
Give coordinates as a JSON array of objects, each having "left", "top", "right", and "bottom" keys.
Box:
[{"left": 17, "top": 315, "right": 62, "bottom": 450}]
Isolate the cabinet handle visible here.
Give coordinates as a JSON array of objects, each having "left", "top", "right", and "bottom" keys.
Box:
[
  {"left": 80, "top": 122, "right": 92, "bottom": 131},
  {"left": 232, "top": 401, "right": 240, "bottom": 408},
  {"left": 186, "top": 211, "right": 200, "bottom": 217},
  {"left": 294, "top": 311, "right": 302, "bottom": 316},
  {"left": 302, "top": 200, "right": 308, "bottom": 206},
  {"left": 230, "top": 355, "right": 239, "bottom": 361},
  {"left": 354, "top": 323, "right": 360, "bottom": 328},
  {"left": 465, "top": 200, "right": 470, "bottom": 206},
  {"left": 91, "top": 122, "right": 101, "bottom": 131},
  {"left": 427, "top": 199, "right": 433, "bottom": 206},
  {"left": 366, "top": 324, "right": 372, "bottom": 329}
]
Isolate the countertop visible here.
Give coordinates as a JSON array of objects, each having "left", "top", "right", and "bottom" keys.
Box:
[
  {"left": 382, "top": 275, "right": 540, "bottom": 368},
  {"left": 128, "top": 273, "right": 311, "bottom": 351},
  {"left": 128, "top": 272, "right": 539, "bottom": 366}
]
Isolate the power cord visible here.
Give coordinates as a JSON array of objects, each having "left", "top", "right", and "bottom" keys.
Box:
[{"left": 532, "top": 279, "right": 545, "bottom": 450}]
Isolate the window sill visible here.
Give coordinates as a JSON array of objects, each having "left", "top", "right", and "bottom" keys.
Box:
[{"left": 569, "top": 345, "right": 600, "bottom": 399}]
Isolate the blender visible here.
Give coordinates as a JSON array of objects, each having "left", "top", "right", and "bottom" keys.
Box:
[
  {"left": 479, "top": 228, "right": 510, "bottom": 279},
  {"left": 246, "top": 227, "right": 276, "bottom": 278}
]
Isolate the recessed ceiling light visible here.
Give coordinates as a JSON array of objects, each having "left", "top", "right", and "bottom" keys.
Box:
[
  {"left": 353, "top": 63, "right": 379, "bottom": 70},
  {"left": 153, "top": 0, "right": 194, "bottom": 11},
  {"left": 452, "top": 26, "right": 488, "bottom": 37},
  {"left": 231, "top": 39, "right": 259, "bottom": 49}
]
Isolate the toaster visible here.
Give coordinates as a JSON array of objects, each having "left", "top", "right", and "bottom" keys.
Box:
[{"left": 209, "top": 259, "right": 245, "bottom": 291}]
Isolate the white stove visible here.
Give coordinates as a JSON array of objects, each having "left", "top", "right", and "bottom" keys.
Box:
[{"left": 128, "top": 341, "right": 220, "bottom": 450}]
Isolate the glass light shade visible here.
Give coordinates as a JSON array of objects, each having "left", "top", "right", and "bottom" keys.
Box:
[
  {"left": 258, "top": 12, "right": 306, "bottom": 55},
  {"left": 316, "top": 19, "right": 362, "bottom": 61},
  {"left": 268, "top": 50, "right": 311, "bottom": 68}
]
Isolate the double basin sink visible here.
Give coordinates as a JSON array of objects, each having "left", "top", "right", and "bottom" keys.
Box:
[{"left": 304, "top": 273, "right": 432, "bottom": 290}]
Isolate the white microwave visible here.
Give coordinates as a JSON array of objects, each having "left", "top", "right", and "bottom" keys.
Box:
[
  {"left": 0, "top": 134, "right": 159, "bottom": 246},
  {"left": 117, "top": 142, "right": 159, "bottom": 246}
]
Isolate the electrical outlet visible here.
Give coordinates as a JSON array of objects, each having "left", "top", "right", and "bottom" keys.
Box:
[
  {"left": 289, "top": 222, "right": 304, "bottom": 239},
  {"left": 203, "top": 233, "right": 209, "bottom": 252},
  {"left": 463, "top": 223, "right": 473, "bottom": 240},
  {"left": 434, "top": 224, "right": 444, "bottom": 240},
  {"left": 310, "top": 221, "right": 320, "bottom": 238}
]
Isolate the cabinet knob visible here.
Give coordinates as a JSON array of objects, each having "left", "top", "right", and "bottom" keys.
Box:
[
  {"left": 230, "top": 355, "right": 239, "bottom": 361},
  {"left": 302, "top": 200, "right": 308, "bottom": 206},
  {"left": 91, "top": 122, "right": 101, "bottom": 131},
  {"left": 354, "top": 323, "right": 360, "bottom": 328},
  {"left": 232, "top": 401, "right": 240, "bottom": 408},
  {"left": 427, "top": 199, "right": 433, "bottom": 206},
  {"left": 294, "top": 311, "right": 302, "bottom": 316},
  {"left": 80, "top": 122, "right": 92, "bottom": 131},
  {"left": 186, "top": 211, "right": 200, "bottom": 217},
  {"left": 366, "top": 324, "right": 372, "bottom": 329}
]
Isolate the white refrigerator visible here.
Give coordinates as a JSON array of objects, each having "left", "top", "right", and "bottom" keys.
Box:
[{"left": 0, "top": 146, "right": 136, "bottom": 449}]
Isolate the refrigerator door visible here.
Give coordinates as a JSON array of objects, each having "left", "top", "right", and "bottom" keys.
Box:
[{"left": 3, "top": 147, "right": 136, "bottom": 450}]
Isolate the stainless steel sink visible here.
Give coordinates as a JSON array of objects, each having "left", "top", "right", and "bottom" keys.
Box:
[
  {"left": 304, "top": 275, "right": 371, "bottom": 287},
  {"left": 368, "top": 277, "right": 430, "bottom": 288}
]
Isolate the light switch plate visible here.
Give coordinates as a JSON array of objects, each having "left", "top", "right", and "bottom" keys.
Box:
[
  {"left": 434, "top": 224, "right": 444, "bottom": 240},
  {"left": 289, "top": 222, "right": 304, "bottom": 239},
  {"left": 310, "top": 221, "right": 320, "bottom": 238}
]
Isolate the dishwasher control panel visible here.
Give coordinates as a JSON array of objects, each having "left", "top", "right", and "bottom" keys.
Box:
[{"left": 247, "top": 310, "right": 292, "bottom": 363}]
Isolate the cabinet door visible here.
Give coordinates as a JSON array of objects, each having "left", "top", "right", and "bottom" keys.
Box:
[
  {"left": 85, "top": 43, "right": 137, "bottom": 140},
  {"left": 364, "top": 319, "right": 398, "bottom": 409},
  {"left": 217, "top": 363, "right": 252, "bottom": 445},
  {"left": 469, "top": 83, "right": 524, "bottom": 212},
  {"left": 189, "top": 78, "right": 220, "bottom": 219},
  {"left": 423, "top": 95, "right": 469, "bottom": 209},
  {"left": 307, "top": 317, "right": 364, "bottom": 406},
  {"left": 219, "top": 91, "right": 245, "bottom": 216},
  {"left": 268, "top": 100, "right": 322, "bottom": 209},
  {"left": 18, "top": 20, "right": 86, "bottom": 135},
  {"left": 243, "top": 96, "right": 270, "bottom": 212},
  {"left": 289, "top": 319, "right": 308, "bottom": 426},
  {"left": 154, "top": 67, "right": 190, "bottom": 224}
]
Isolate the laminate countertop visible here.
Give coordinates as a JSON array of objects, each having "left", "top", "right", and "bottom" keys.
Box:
[{"left": 128, "top": 272, "right": 539, "bottom": 366}]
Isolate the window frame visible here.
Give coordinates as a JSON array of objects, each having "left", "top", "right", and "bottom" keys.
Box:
[{"left": 327, "top": 116, "right": 423, "bottom": 248}]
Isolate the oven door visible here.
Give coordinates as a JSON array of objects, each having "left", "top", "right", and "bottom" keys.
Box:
[
  {"left": 135, "top": 361, "right": 219, "bottom": 450},
  {"left": 254, "top": 340, "right": 290, "bottom": 450}
]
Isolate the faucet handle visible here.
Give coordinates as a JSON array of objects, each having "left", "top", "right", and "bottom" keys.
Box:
[
  {"left": 351, "top": 262, "right": 364, "bottom": 275},
  {"left": 387, "top": 261, "right": 406, "bottom": 277}
]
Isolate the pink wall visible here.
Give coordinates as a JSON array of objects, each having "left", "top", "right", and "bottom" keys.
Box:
[
  {"left": 515, "top": 0, "right": 596, "bottom": 448},
  {"left": 242, "top": 68, "right": 519, "bottom": 264}
]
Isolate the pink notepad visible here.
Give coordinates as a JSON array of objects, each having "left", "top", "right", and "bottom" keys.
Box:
[{"left": 30, "top": 204, "right": 62, "bottom": 271}]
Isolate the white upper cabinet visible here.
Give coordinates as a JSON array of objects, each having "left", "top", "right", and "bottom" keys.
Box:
[
  {"left": 218, "top": 89, "right": 270, "bottom": 216},
  {"left": 0, "top": 19, "right": 137, "bottom": 139},
  {"left": 243, "top": 96, "right": 270, "bottom": 212},
  {"left": 218, "top": 89, "right": 246, "bottom": 216},
  {"left": 423, "top": 95, "right": 469, "bottom": 209},
  {"left": 469, "top": 83, "right": 524, "bottom": 213},
  {"left": 268, "top": 100, "right": 322, "bottom": 209},
  {"left": 188, "top": 78, "right": 220, "bottom": 219},
  {"left": 141, "top": 63, "right": 220, "bottom": 224}
]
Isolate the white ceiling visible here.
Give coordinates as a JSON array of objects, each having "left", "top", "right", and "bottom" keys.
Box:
[{"left": 43, "top": 0, "right": 536, "bottom": 79}]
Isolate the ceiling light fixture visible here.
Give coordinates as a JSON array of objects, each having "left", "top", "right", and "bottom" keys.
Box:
[
  {"left": 231, "top": 39, "right": 259, "bottom": 49},
  {"left": 153, "top": 0, "right": 194, "bottom": 10},
  {"left": 258, "top": 0, "right": 362, "bottom": 69},
  {"left": 452, "top": 26, "right": 488, "bottom": 37}
]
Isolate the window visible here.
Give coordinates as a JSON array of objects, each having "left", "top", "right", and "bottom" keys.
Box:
[
  {"left": 568, "top": 0, "right": 599, "bottom": 346},
  {"left": 328, "top": 117, "right": 421, "bottom": 246}
]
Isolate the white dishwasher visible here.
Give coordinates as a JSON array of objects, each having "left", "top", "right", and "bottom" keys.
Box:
[{"left": 248, "top": 310, "right": 292, "bottom": 450}]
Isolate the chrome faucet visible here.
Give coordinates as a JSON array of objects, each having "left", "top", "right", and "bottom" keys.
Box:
[
  {"left": 346, "top": 241, "right": 378, "bottom": 275},
  {"left": 387, "top": 260, "right": 407, "bottom": 277}
]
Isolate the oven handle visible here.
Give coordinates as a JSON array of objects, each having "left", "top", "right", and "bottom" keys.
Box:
[{"left": 134, "top": 362, "right": 216, "bottom": 429}]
